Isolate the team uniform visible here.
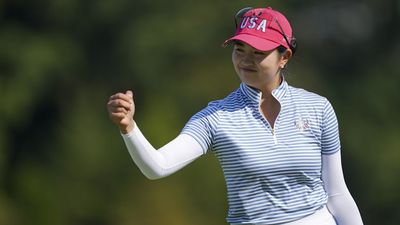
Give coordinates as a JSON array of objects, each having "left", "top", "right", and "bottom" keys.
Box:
[{"left": 181, "top": 79, "right": 338, "bottom": 224}]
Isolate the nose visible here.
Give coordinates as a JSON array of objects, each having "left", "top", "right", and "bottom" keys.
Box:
[{"left": 241, "top": 53, "right": 255, "bottom": 65}]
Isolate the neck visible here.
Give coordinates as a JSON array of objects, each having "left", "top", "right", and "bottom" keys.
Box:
[{"left": 259, "top": 75, "right": 282, "bottom": 99}]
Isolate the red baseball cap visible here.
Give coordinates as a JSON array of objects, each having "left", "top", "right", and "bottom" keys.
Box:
[{"left": 224, "top": 7, "right": 294, "bottom": 51}]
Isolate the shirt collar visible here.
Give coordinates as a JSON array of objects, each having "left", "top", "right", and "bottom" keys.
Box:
[{"left": 240, "top": 77, "right": 289, "bottom": 104}]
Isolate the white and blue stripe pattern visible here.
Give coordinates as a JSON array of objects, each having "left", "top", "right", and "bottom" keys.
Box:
[{"left": 181, "top": 80, "right": 340, "bottom": 224}]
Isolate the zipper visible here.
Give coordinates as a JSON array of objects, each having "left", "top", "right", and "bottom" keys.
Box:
[{"left": 271, "top": 127, "right": 278, "bottom": 144}]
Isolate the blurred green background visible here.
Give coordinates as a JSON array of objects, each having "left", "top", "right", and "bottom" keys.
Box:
[{"left": 0, "top": 0, "right": 399, "bottom": 224}]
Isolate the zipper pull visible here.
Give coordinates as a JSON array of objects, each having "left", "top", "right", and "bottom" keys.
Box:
[{"left": 272, "top": 128, "right": 278, "bottom": 144}]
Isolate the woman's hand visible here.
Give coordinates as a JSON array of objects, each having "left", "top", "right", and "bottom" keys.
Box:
[{"left": 107, "top": 90, "right": 135, "bottom": 134}]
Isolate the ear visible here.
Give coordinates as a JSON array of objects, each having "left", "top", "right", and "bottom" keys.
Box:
[{"left": 280, "top": 49, "right": 292, "bottom": 68}]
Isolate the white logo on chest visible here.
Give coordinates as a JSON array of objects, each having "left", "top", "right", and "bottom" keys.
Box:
[{"left": 294, "top": 118, "right": 310, "bottom": 132}]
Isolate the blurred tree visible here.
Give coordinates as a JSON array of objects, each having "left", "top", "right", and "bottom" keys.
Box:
[{"left": 0, "top": 0, "right": 399, "bottom": 225}]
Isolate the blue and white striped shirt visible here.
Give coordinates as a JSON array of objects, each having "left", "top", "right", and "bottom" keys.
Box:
[{"left": 181, "top": 80, "right": 340, "bottom": 224}]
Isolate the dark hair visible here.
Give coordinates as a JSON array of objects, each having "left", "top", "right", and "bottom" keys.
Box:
[{"left": 277, "top": 45, "right": 287, "bottom": 54}]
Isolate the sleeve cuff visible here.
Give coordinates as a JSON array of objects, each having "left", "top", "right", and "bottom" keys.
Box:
[{"left": 120, "top": 121, "right": 138, "bottom": 138}]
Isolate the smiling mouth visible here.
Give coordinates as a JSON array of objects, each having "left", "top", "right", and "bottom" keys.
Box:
[{"left": 240, "top": 67, "right": 257, "bottom": 72}]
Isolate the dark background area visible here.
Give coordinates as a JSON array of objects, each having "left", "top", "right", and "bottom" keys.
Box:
[{"left": 0, "top": 0, "right": 399, "bottom": 224}]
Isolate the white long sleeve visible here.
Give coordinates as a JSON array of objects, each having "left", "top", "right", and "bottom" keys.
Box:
[
  {"left": 121, "top": 124, "right": 205, "bottom": 180},
  {"left": 322, "top": 151, "right": 364, "bottom": 225}
]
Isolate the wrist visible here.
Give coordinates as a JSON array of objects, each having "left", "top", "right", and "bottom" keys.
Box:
[{"left": 120, "top": 121, "right": 135, "bottom": 134}]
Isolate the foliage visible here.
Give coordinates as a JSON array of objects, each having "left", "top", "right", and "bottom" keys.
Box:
[{"left": 0, "top": 0, "right": 399, "bottom": 224}]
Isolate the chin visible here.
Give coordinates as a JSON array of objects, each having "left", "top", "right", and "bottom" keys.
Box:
[{"left": 241, "top": 80, "right": 260, "bottom": 89}]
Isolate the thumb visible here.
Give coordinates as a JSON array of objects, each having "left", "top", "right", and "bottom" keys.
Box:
[
  {"left": 126, "top": 90, "right": 133, "bottom": 98},
  {"left": 125, "top": 90, "right": 134, "bottom": 106}
]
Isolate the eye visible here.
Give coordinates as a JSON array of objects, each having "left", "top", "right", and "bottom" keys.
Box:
[
  {"left": 234, "top": 47, "right": 245, "bottom": 55},
  {"left": 234, "top": 47, "right": 244, "bottom": 52}
]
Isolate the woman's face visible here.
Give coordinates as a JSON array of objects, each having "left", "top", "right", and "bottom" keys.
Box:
[{"left": 232, "top": 41, "right": 290, "bottom": 90}]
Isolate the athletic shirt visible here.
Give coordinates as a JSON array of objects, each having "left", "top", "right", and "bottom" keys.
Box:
[{"left": 181, "top": 80, "right": 340, "bottom": 224}]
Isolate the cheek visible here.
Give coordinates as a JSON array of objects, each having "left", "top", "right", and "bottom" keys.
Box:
[
  {"left": 259, "top": 55, "right": 281, "bottom": 70},
  {"left": 232, "top": 52, "right": 238, "bottom": 64},
  {"left": 232, "top": 53, "right": 240, "bottom": 71}
]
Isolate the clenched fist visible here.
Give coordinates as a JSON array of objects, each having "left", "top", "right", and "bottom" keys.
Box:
[{"left": 107, "top": 90, "right": 135, "bottom": 134}]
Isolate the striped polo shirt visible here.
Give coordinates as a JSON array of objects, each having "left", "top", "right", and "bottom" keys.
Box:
[{"left": 181, "top": 79, "right": 340, "bottom": 224}]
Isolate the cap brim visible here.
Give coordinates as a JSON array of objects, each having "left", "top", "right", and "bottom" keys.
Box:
[{"left": 223, "top": 33, "right": 280, "bottom": 51}]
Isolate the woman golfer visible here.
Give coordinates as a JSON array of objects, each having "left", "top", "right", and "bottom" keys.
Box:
[{"left": 107, "top": 6, "right": 364, "bottom": 225}]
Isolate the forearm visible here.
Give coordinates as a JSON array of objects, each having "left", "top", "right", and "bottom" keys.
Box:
[
  {"left": 322, "top": 153, "right": 363, "bottom": 225},
  {"left": 121, "top": 123, "right": 204, "bottom": 180},
  {"left": 326, "top": 189, "right": 363, "bottom": 225}
]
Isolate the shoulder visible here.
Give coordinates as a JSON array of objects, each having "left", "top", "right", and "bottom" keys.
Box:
[
  {"left": 288, "top": 85, "right": 331, "bottom": 108},
  {"left": 204, "top": 87, "right": 245, "bottom": 111},
  {"left": 287, "top": 85, "right": 338, "bottom": 122},
  {"left": 289, "top": 85, "right": 327, "bottom": 102}
]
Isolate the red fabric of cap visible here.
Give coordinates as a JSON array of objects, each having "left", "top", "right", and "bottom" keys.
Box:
[{"left": 224, "top": 7, "right": 293, "bottom": 51}]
